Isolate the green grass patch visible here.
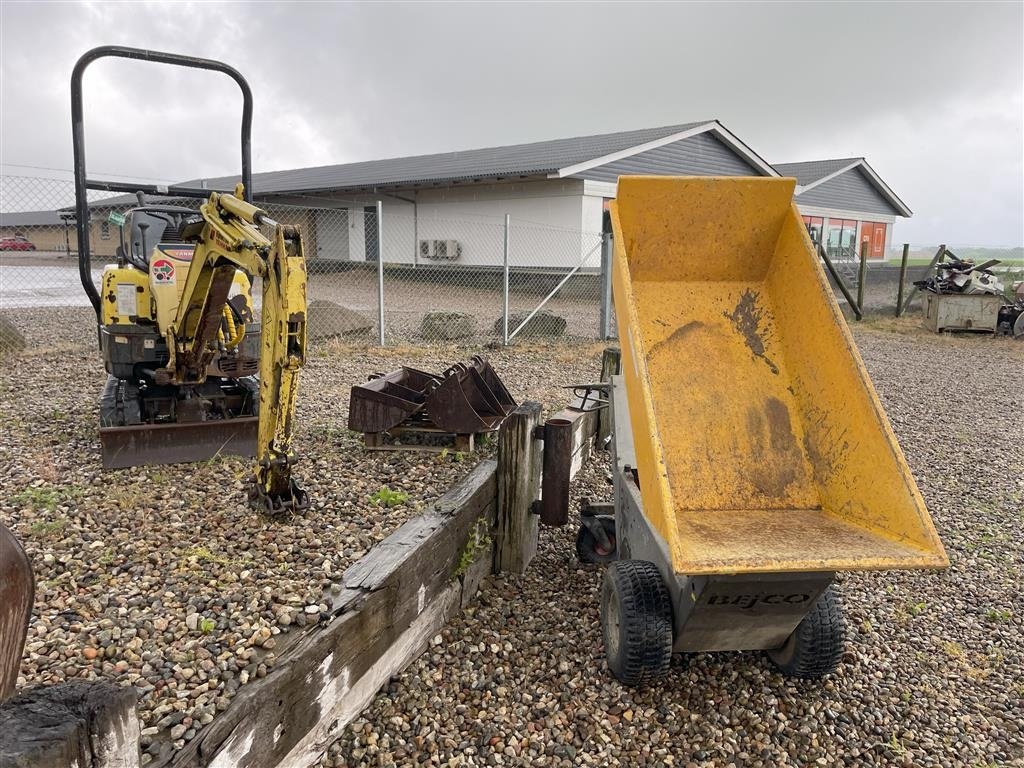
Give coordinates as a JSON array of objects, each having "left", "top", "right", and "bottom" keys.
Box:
[{"left": 369, "top": 486, "right": 409, "bottom": 508}]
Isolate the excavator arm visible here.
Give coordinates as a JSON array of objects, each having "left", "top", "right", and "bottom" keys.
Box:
[{"left": 165, "top": 185, "right": 309, "bottom": 514}]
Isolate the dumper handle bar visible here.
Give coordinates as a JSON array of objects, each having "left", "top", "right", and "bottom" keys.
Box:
[{"left": 71, "top": 45, "right": 253, "bottom": 316}]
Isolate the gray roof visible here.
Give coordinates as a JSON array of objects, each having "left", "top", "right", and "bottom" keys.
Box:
[
  {"left": 773, "top": 158, "right": 862, "bottom": 186},
  {"left": 183, "top": 121, "right": 714, "bottom": 195},
  {"left": 0, "top": 209, "right": 68, "bottom": 227}
]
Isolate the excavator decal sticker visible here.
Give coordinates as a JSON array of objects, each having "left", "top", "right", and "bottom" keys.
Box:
[{"left": 152, "top": 259, "right": 176, "bottom": 285}]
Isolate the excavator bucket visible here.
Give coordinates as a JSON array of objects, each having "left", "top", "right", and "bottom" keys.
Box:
[
  {"left": 427, "top": 356, "right": 517, "bottom": 434},
  {"left": 610, "top": 176, "right": 948, "bottom": 576},
  {"left": 347, "top": 367, "right": 437, "bottom": 433}
]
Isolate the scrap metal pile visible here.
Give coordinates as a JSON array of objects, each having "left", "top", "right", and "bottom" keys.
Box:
[
  {"left": 913, "top": 253, "right": 1006, "bottom": 296},
  {"left": 348, "top": 356, "right": 517, "bottom": 449},
  {"left": 914, "top": 253, "right": 1023, "bottom": 337}
]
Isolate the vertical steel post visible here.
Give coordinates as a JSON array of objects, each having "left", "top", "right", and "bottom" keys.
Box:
[
  {"left": 895, "top": 243, "right": 910, "bottom": 317},
  {"left": 503, "top": 213, "right": 510, "bottom": 345},
  {"left": 376, "top": 199, "right": 385, "bottom": 346},
  {"left": 599, "top": 211, "right": 613, "bottom": 339},
  {"left": 856, "top": 239, "right": 869, "bottom": 319}
]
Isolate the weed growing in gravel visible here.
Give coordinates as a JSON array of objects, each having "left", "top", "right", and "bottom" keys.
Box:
[
  {"left": 28, "top": 517, "right": 67, "bottom": 537},
  {"left": 985, "top": 608, "right": 1012, "bottom": 623},
  {"left": 906, "top": 600, "right": 928, "bottom": 617},
  {"left": 183, "top": 545, "right": 247, "bottom": 567},
  {"left": 454, "top": 517, "right": 492, "bottom": 577},
  {"left": 370, "top": 486, "right": 409, "bottom": 508},
  {"left": 14, "top": 484, "right": 85, "bottom": 513},
  {"left": 199, "top": 617, "right": 217, "bottom": 634}
]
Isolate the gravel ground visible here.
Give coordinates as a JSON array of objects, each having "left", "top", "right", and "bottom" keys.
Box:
[
  {"left": 323, "top": 323, "right": 1024, "bottom": 768},
  {"left": 0, "top": 305, "right": 603, "bottom": 763}
]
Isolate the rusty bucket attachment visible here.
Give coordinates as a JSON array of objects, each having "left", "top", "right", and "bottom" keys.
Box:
[
  {"left": 1, "top": 522, "right": 33, "bottom": 701},
  {"left": 428, "top": 356, "right": 517, "bottom": 434},
  {"left": 348, "top": 356, "right": 516, "bottom": 442},
  {"left": 347, "top": 366, "right": 439, "bottom": 433}
]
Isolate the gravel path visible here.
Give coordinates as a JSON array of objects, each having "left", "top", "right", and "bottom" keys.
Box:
[
  {"left": 323, "top": 325, "right": 1024, "bottom": 768},
  {"left": 0, "top": 306, "right": 603, "bottom": 764}
]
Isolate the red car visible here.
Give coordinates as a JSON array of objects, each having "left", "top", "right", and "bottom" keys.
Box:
[{"left": 0, "top": 235, "right": 36, "bottom": 251}]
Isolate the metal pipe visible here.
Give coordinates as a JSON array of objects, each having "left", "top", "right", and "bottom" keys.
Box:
[
  {"left": 599, "top": 211, "right": 613, "bottom": 339},
  {"left": 856, "top": 239, "right": 869, "bottom": 319},
  {"left": 503, "top": 214, "right": 510, "bottom": 345},
  {"left": 376, "top": 199, "right": 385, "bottom": 346},
  {"left": 71, "top": 45, "right": 254, "bottom": 320},
  {"left": 539, "top": 417, "right": 573, "bottom": 526},
  {"left": 817, "top": 242, "right": 862, "bottom": 321},
  {"left": 508, "top": 238, "right": 602, "bottom": 342}
]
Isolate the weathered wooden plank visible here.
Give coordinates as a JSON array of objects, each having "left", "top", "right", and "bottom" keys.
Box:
[
  {"left": 598, "top": 347, "right": 621, "bottom": 448},
  {"left": 548, "top": 406, "right": 599, "bottom": 482},
  {"left": 494, "top": 402, "right": 543, "bottom": 574},
  {"left": 0, "top": 681, "right": 140, "bottom": 768},
  {"left": 279, "top": 582, "right": 462, "bottom": 767},
  {"left": 171, "top": 460, "right": 499, "bottom": 768}
]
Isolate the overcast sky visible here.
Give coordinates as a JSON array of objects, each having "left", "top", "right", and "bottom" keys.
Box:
[{"left": 1, "top": 1, "right": 1021, "bottom": 246}]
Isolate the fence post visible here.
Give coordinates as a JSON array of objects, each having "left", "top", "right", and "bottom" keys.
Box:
[
  {"left": 598, "top": 347, "right": 621, "bottom": 449},
  {"left": 895, "top": 243, "right": 910, "bottom": 317},
  {"left": 502, "top": 213, "right": 510, "bottom": 345},
  {"left": 376, "top": 200, "right": 385, "bottom": 346},
  {"left": 494, "top": 401, "right": 542, "bottom": 574},
  {"left": 599, "top": 211, "right": 613, "bottom": 339},
  {"left": 900, "top": 243, "right": 945, "bottom": 317},
  {"left": 856, "top": 239, "right": 869, "bottom": 319}
]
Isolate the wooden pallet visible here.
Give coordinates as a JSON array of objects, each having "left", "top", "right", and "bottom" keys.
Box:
[{"left": 362, "top": 424, "right": 485, "bottom": 453}]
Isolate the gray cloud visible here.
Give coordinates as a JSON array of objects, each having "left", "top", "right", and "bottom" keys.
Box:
[{"left": 2, "top": 1, "right": 1021, "bottom": 246}]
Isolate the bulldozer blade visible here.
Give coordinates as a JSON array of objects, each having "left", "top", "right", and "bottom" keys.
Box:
[{"left": 100, "top": 417, "right": 258, "bottom": 469}]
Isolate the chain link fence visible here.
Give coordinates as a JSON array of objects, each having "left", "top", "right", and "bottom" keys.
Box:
[{"left": 0, "top": 174, "right": 611, "bottom": 354}]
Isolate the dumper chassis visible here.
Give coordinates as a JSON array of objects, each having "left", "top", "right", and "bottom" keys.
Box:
[{"left": 578, "top": 376, "right": 846, "bottom": 684}]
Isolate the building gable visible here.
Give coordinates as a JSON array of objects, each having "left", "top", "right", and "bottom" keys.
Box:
[
  {"left": 571, "top": 132, "right": 767, "bottom": 183},
  {"left": 796, "top": 166, "right": 904, "bottom": 216}
]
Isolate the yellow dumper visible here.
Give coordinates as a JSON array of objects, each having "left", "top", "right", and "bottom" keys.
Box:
[{"left": 585, "top": 176, "right": 947, "bottom": 685}]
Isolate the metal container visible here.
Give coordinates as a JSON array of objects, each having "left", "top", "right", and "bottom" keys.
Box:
[{"left": 923, "top": 292, "right": 1004, "bottom": 333}]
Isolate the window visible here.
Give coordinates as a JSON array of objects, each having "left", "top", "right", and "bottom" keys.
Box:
[
  {"left": 801, "top": 216, "right": 824, "bottom": 245},
  {"left": 826, "top": 219, "right": 858, "bottom": 260},
  {"left": 100, "top": 221, "right": 111, "bottom": 240}
]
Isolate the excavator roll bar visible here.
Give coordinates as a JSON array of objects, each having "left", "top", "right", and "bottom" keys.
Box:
[{"left": 71, "top": 45, "right": 254, "bottom": 317}]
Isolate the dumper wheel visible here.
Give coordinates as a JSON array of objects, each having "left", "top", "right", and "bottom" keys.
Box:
[
  {"left": 767, "top": 585, "right": 845, "bottom": 679},
  {"left": 601, "top": 560, "right": 673, "bottom": 686},
  {"left": 576, "top": 516, "right": 617, "bottom": 564}
]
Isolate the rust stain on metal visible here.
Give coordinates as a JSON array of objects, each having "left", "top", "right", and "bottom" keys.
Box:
[{"left": 723, "top": 289, "right": 778, "bottom": 374}]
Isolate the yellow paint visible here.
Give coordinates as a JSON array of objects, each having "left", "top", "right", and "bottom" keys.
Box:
[
  {"left": 100, "top": 264, "right": 151, "bottom": 324},
  {"left": 611, "top": 176, "right": 948, "bottom": 576}
]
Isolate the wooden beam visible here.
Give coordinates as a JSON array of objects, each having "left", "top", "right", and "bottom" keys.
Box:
[
  {"left": 494, "top": 402, "right": 543, "bottom": 574},
  {"left": 0, "top": 681, "right": 140, "bottom": 768},
  {"left": 167, "top": 461, "right": 497, "bottom": 768}
]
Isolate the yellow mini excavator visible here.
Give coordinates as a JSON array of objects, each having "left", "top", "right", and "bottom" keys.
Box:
[{"left": 72, "top": 46, "right": 308, "bottom": 514}]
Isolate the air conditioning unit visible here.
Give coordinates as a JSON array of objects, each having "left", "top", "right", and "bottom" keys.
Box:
[{"left": 418, "top": 239, "right": 462, "bottom": 261}]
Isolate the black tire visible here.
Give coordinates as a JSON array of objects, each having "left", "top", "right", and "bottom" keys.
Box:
[
  {"left": 767, "top": 585, "right": 845, "bottom": 679},
  {"left": 576, "top": 516, "right": 617, "bottom": 564},
  {"left": 600, "top": 560, "right": 674, "bottom": 686}
]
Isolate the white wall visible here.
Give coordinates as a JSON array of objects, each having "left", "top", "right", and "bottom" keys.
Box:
[{"left": 295, "top": 179, "right": 593, "bottom": 268}]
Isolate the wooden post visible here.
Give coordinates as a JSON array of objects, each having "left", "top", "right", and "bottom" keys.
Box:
[
  {"left": 0, "top": 681, "right": 141, "bottom": 768},
  {"left": 494, "top": 401, "right": 542, "bottom": 574},
  {"left": 895, "top": 243, "right": 910, "bottom": 317},
  {"left": 856, "top": 239, "right": 869, "bottom": 319},
  {"left": 598, "top": 347, "right": 621, "bottom": 449},
  {"left": 900, "top": 243, "right": 945, "bottom": 317}
]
